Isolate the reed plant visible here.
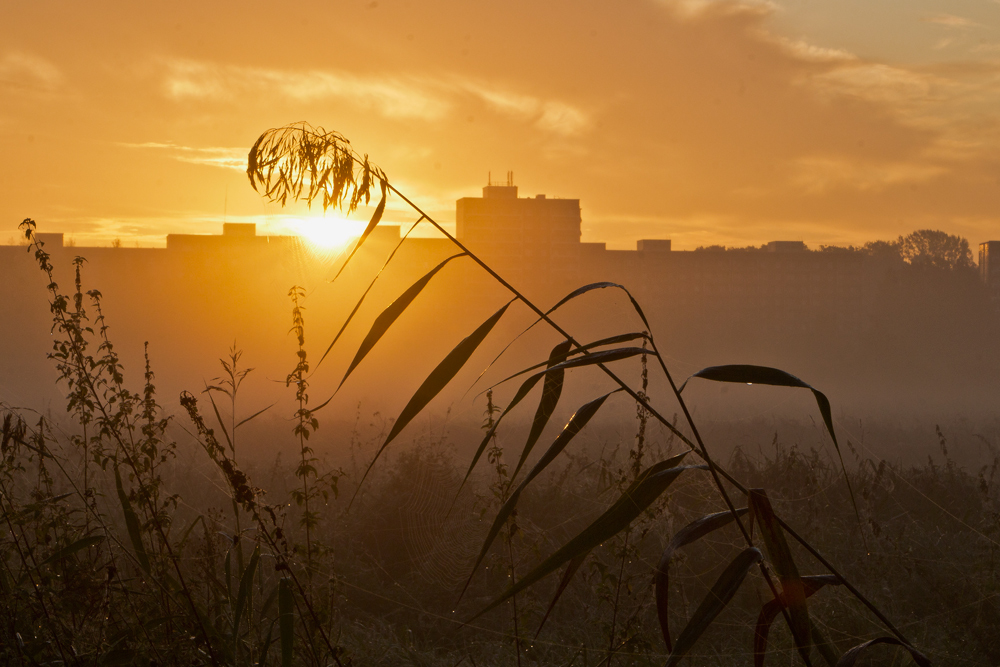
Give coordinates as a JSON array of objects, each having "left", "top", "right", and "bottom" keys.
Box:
[{"left": 4, "top": 122, "right": 988, "bottom": 665}]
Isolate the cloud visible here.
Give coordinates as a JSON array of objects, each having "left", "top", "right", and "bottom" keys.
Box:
[
  {"left": 160, "top": 59, "right": 592, "bottom": 137},
  {"left": 162, "top": 59, "right": 451, "bottom": 120},
  {"left": 791, "top": 156, "right": 947, "bottom": 194},
  {"left": 0, "top": 52, "right": 62, "bottom": 94},
  {"left": 120, "top": 142, "right": 248, "bottom": 171},
  {"left": 665, "top": 0, "right": 777, "bottom": 19},
  {"left": 923, "top": 14, "right": 980, "bottom": 29}
]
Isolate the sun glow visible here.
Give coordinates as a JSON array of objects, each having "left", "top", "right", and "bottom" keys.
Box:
[{"left": 290, "top": 217, "right": 366, "bottom": 252}]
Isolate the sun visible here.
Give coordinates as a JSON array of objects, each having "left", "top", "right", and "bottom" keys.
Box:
[{"left": 290, "top": 217, "right": 366, "bottom": 253}]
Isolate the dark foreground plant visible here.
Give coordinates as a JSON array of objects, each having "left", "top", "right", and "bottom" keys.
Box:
[
  {"left": 241, "top": 121, "right": 934, "bottom": 666},
  {"left": 0, "top": 124, "right": 947, "bottom": 667}
]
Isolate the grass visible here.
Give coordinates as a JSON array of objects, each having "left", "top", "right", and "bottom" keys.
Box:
[{"left": 1, "top": 123, "right": 991, "bottom": 665}]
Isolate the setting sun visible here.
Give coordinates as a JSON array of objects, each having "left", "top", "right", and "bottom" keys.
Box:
[{"left": 289, "top": 216, "right": 366, "bottom": 252}]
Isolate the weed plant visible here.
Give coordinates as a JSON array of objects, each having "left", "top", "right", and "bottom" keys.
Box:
[{"left": 2, "top": 123, "right": 995, "bottom": 665}]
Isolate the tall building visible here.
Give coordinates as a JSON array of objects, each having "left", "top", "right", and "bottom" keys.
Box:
[{"left": 456, "top": 174, "right": 581, "bottom": 269}]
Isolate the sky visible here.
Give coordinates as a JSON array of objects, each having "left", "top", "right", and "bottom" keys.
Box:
[{"left": 3, "top": 0, "right": 1000, "bottom": 250}]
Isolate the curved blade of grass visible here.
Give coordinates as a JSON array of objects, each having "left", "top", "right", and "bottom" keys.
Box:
[
  {"left": 493, "top": 347, "right": 654, "bottom": 390},
  {"left": 336, "top": 253, "right": 468, "bottom": 394},
  {"left": 114, "top": 466, "right": 150, "bottom": 574},
  {"left": 316, "top": 251, "right": 466, "bottom": 374},
  {"left": 655, "top": 508, "right": 749, "bottom": 651},
  {"left": 748, "top": 489, "right": 811, "bottom": 658},
  {"left": 458, "top": 375, "right": 544, "bottom": 501},
  {"left": 460, "top": 390, "right": 620, "bottom": 601},
  {"left": 313, "top": 215, "right": 437, "bottom": 373},
  {"left": 353, "top": 300, "right": 515, "bottom": 503},
  {"left": 38, "top": 535, "right": 104, "bottom": 568},
  {"left": 665, "top": 547, "right": 763, "bottom": 667},
  {"left": 468, "top": 281, "right": 652, "bottom": 392},
  {"left": 278, "top": 577, "right": 294, "bottom": 667},
  {"left": 680, "top": 364, "right": 862, "bottom": 542},
  {"left": 204, "top": 387, "right": 233, "bottom": 452},
  {"left": 235, "top": 402, "right": 277, "bottom": 429},
  {"left": 477, "top": 333, "right": 647, "bottom": 400},
  {"left": 233, "top": 546, "right": 261, "bottom": 641},
  {"left": 470, "top": 453, "right": 693, "bottom": 620},
  {"left": 534, "top": 552, "right": 588, "bottom": 639},
  {"left": 456, "top": 340, "right": 573, "bottom": 503},
  {"left": 330, "top": 178, "right": 386, "bottom": 283},
  {"left": 754, "top": 575, "right": 840, "bottom": 667},
  {"left": 835, "top": 637, "right": 931, "bottom": 667},
  {"left": 510, "top": 340, "right": 573, "bottom": 481}
]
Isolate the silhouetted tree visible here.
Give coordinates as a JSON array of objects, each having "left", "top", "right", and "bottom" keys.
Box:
[{"left": 897, "top": 229, "right": 974, "bottom": 271}]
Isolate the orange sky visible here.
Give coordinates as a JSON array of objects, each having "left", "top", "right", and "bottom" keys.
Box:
[{"left": 3, "top": 0, "right": 1000, "bottom": 250}]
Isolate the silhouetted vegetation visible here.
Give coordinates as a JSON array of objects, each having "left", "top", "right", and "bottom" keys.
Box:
[{"left": 3, "top": 124, "right": 996, "bottom": 665}]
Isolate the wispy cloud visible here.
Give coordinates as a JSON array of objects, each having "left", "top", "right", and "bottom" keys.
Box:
[
  {"left": 924, "top": 14, "right": 980, "bottom": 29},
  {"left": 162, "top": 59, "right": 451, "bottom": 120},
  {"left": 791, "top": 156, "right": 946, "bottom": 194},
  {"left": 159, "top": 58, "right": 593, "bottom": 137},
  {"left": 120, "top": 142, "right": 247, "bottom": 171},
  {"left": 0, "top": 52, "right": 62, "bottom": 94}
]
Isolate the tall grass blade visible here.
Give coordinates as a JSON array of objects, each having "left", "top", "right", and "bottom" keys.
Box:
[
  {"left": 748, "top": 489, "right": 811, "bottom": 658},
  {"left": 114, "top": 466, "right": 150, "bottom": 574},
  {"left": 754, "top": 575, "right": 840, "bottom": 667},
  {"left": 511, "top": 341, "right": 572, "bottom": 480},
  {"left": 680, "top": 364, "right": 863, "bottom": 540},
  {"left": 835, "top": 637, "right": 931, "bottom": 667},
  {"left": 37, "top": 535, "right": 104, "bottom": 568},
  {"left": 665, "top": 547, "right": 763, "bottom": 667},
  {"left": 534, "top": 552, "right": 588, "bottom": 638},
  {"left": 458, "top": 375, "right": 543, "bottom": 501},
  {"left": 205, "top": 388, "right": 233, "bottom": 452},
  {"left": 330, "top": 179, "right": 387, "bottom": 283},
  {"left": 314, "top": 215, "right": 440, "bottom": 372},
  {"left": 459, "top": 336, "right": 644, "bottom": 496},
  {"left": 470, "top": 454, "right": 693, "bottom": 620},
  {"left": 279, "top": 577, "right": 294, "bottom": 667},
  {"left": 480, "top": 333, "right": 646, "bottom": 397},
  {"left": 655, "top": 508, "right": 749, "bottom": 651},
  {"left": 494, "top": 347, "right": 654, "bottom": 389},
  {"left": 337, "top": 253, "right": 467, "bottom": 393},
  {"left": 460, "top": 390, "right": 619, "bottom": 601},
  {"left": 233, "top": 546, "right": 261, "bottom": 641},
  {"left": 354, "top": 300, "right": 515, "bottom": 502},
  {"left": 235, "top": 402, "right": 276, "bottom": 429}
]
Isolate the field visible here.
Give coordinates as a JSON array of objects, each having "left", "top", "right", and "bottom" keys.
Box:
[{"left": 2, "top": 125, "right": 998, "bottom": 667}]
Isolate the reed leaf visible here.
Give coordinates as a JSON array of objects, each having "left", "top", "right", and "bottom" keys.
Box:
[
  {"left": 494, "top": 347, "right": 654, "bottom": 389},
  {"left": 835, "top": 637, "right": 931, "bottom": 667},
  {"left": 471, "top": 454, "right": 693, "bottom": 621},
  {"left": 314, "top": 216, "right": 444, "bottom": 373},
  {"left": 655, "top": 508, "right": 749, "bottom": 651},
  {"left": 460, "top": 390, "right": 619, "bottom": 601},
  {"left": 354, "top": 300, "right": 515, "bottom": 499},
  {"left": 336, "top": 253, "right": 467, "bottom": 393},
  {"left": 470, "top": 277, "right": 651, "bottom": 386},
  {"left": 535, "top": 552, "right": 588, "bottom": 638},
  {"left": 114, "top": 466, "right": 150, "bottom": 574},
  {"left": 680, "top": 364, "right": 863, "bottom": 537},
  {"left": 511, "top": 340, "right": 572, "bottom": 480},
  {"left": 330, "top": 178, "right": 387, "bottom": 283},
  {"left": 37, "top": 535, "right": 104, "bottom": 568},
  {"left": 279, "top": 577, "right": 294, "bottom": 667},
  {"left": 665, "top": 547, "right": 763, "bottom": 667},
  {"left": 748, "top": 488, "right": 811, "bottom": 658},
  {"left": 233, "top": 546, "right": 260, "bottom": 641},
  {"left": 754, "top": 575, "right": 841, "bottom": 667}
]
